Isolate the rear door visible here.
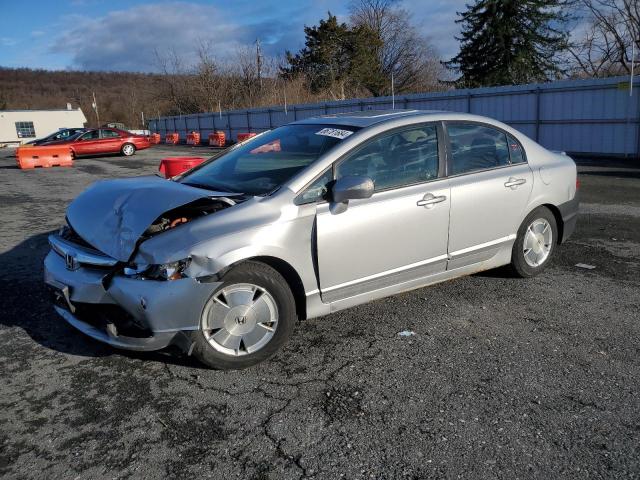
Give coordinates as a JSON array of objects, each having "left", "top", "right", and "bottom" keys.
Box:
[
  {"left": 444, "top": 122, "right": 533, "bottom": 269},
  {"left": 311, "top": 123, "right": 450, "bottom": 302},
  {"left": 99, "top": 129, "right": 124, "bottom": 152}
]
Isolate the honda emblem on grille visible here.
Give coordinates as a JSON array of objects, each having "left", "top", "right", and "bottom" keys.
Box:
[{"left": 65, "top": 253, "right": 78, "bottom": 271}]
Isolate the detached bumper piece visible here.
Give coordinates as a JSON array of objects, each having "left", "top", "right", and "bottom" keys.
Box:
[{"left": 557, "top": 194, "right": 579, "bottom": 243}]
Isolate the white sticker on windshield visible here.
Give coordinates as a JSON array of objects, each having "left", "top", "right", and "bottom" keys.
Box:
[{"left": 315, "top": 128, "right": 353, "bottom": 140}]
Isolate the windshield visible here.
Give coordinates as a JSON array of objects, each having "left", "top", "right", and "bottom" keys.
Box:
[{"left": 180, "top": 124, "right": 357, "bottom": 195}]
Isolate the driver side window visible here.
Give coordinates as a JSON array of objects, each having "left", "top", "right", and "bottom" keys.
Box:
[{"left": 336, "top": 124, "right": 439, "bottom": 192}]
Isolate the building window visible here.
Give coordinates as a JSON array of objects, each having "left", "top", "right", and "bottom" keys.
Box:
[{"left": 15, "top": 121, "right": 36, "bottom": 138}]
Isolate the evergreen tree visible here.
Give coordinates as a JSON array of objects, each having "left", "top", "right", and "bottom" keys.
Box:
[
  {"left": 444, "top": 0, "right": 571, "bottom": 87},
  {"left": 281, "top": 13, "right": 385, "bottom": 98}
]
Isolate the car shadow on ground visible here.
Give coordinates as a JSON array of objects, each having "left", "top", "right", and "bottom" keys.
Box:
[{"left": 0, "top": 231, "right": 204, "bottom": 368}]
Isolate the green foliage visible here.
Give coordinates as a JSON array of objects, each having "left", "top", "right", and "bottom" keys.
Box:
[
  {"left": 281, "top": 12, "right": 386, "bottom": 97},
  {"left": 445, "top": 0, "right": 571, "bottom": 87}
]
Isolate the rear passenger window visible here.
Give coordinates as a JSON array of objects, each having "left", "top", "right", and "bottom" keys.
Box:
[
  {"left": 447, "top": 124, "right": 510, "bottom": 175},
  {"left": 101, "top": 129, "right": 121, "bottom": 138},
  {"left": 336, "top": 125, "right": 439, "bottom": 191},
  {"left": 507, "top": 134, "right": 525, "bottom": 164}
]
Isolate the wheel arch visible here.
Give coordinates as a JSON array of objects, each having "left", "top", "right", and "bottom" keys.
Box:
[
  {"left": 523, "top": 203, "right": 564, "bottom": 244},
  {"left": 225, "top": 256, "right": 307, "bottom": 320}
]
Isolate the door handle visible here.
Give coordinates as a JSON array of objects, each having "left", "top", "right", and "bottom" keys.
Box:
[
  {"left": 504, "top": 177, "right": 526, "bottom": 189},
  {"left": 417, "top": 193, "right": 447, "bottom": 209}
]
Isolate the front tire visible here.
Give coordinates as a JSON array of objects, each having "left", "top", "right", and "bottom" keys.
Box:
[
  {"left": 510, "top": 206, "right": 558, "bottom": 278},
  {"left": 121, "top": 143, "right": 136, "bottom": 156},
  {"left": 191, "top": 261, "right": 296, "bottom": 370}
]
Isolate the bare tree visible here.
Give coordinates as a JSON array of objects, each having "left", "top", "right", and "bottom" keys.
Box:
[
  {"left": 349, "top": 0, "right": 445, "bottom": 93},
  {"left": 192, "top": 40, "right": 224, "bottom": 112},
  {"left": 569, "top": 0, "right": 639, "bottom": 76}
]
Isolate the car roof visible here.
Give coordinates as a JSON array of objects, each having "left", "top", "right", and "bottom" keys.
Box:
[{"left": 291, "top": 109, "right": 446, "bottom": 128}]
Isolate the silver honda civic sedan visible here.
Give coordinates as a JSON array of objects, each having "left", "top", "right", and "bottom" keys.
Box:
[{"left": 44, "top": 110, "right": 578, "bottom": 369}]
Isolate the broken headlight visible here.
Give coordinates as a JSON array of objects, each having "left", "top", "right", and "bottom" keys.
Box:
[{"left": 124, "top": 258, "right": 191, "bottom": 281}]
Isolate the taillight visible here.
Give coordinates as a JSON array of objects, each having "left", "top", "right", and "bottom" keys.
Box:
[{"left": 576, "top": 178, "right": 581, "bottom": 190}]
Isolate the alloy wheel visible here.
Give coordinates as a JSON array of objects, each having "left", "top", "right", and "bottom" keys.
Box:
[
  {"left": 523, "top": 218, "right": 553, "bottom": 267},
  {"left": 202, "top": 283, "right": 279, "bottom": 356}
]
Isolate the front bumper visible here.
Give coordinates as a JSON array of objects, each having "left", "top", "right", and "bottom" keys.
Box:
[{"left": 44, "top": 249, "right": 222, "bottom": 352}]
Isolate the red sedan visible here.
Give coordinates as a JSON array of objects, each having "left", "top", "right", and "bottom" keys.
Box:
[{"left": 43, "top": 128, "right": 151, "bottom": 157}]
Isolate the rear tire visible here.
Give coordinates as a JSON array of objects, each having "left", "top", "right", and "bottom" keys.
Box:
[
  {"left": 121, "top": 143, "right": 136, "bottom": 156},
  {"left": 510, "top": 206, "right": 558, "bottom": 278},
  {"left": 191, "top": 261, "right": 296, "bottom": 370}
]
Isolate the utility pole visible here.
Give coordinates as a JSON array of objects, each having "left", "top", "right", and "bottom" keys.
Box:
[
  {"left": 256, "top": 39, "right": 263, "bottom": 90},
  {"left": 391, "top": 71, "right": 395, "bottom": 110},
  {"left": 91, "top": 91, "right": 100, "bottom": 127},
  {"left": 283, "top": 87, "right": 288, "bottom": 116}
]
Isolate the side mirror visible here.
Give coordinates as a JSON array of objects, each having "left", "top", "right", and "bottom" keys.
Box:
[{"left": 331, "top": 175, "right": 374, "bottom": 204}]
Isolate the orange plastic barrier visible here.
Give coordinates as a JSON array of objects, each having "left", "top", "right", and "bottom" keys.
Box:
[
  {"left": 159, "top": 157, "right": 205, "bottom": 178},
  {"left": 208, "top": 131, "right": 226, "bottom": 147},
  {"left": 186, "top": 131, "right": 201, "bottom": 145},
  {"left": 237, "top": 132, "right": 257, "bottom": 142},
  {"left": 250, "top": 139, "right": 281, "bottom": 154},
  {"left": 16, "top": 145, "right": 74, "bottom": 170},
  {"left": 149, "top": 133, "right": 161, "bottom": 144},
  {"left": 165, "top": 133, "right": 180, "bottom": 145}
]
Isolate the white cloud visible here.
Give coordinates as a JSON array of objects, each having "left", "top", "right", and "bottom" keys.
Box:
[
  {"left": 52, "top": 2, "right": 273, "bottom": 71},
  {"left": 48, "top": 0, "right": 468, "bottom": 72},
  {"left": 400, "top": 0, "right": 469, "bottom": 59},
  {"left": 1, "top": 38, "right": 17, "bottom": 47}
]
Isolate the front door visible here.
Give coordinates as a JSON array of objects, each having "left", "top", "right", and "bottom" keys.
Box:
[
  {"left": 314, "top": 123, "right": 450, "bottom": 302},
  {"left": 444, "top": 122, "right": 534, "bottom": 269},
  {"left": 74, "top": 130, "right": 100, "bottom": 155}
]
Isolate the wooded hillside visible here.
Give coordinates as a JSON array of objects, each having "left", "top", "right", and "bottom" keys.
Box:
[{"left": 0, "top": 68, "right": 171, "bottom": 128}]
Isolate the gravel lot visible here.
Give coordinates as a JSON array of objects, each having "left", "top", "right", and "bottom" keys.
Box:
[{"left": 1, "top": 145, "right": 639, "bottom": 479}]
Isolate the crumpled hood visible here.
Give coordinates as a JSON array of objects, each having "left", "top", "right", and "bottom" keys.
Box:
[{"left": 66, "top": 175, "right": 234, "bottom": 261}]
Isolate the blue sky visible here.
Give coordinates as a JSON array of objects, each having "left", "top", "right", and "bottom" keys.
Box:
[{"left": 0, "top": 0, "right": 468, "bottom": 72}]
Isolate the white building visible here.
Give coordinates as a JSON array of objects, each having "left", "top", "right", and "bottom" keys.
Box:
[{"left": 0, "top": 108, "right": 87, "bottom": 146}]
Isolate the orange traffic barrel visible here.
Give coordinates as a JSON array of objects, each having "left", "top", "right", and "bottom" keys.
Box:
[
  {"left": 237, "top": 132, "right": 257, "bottom": 142},
  {"left": 186, "top": 131, "right": 201, "bottom": 145},
  {"left": 208, "top": 131, "right": 226, "bottom": 147},
  {"left": 165, "top": 133, "right": 180, "bottom": 144},
  {"left": 16, "top": 145, "right": 74, "bottom": 169},
  {"left": 159, "top": 156, "right": 205, "bottom": 178},
  {"left": 149, "top": 133, "right": 161, "bottom": 144}
]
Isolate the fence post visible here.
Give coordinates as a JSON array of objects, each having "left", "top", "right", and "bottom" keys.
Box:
[
  {"left": 324, "top": 103, "right": 328, "bottom": 114},
  {"left": 293, "top": 106, "right": 297, "bottom": 121},
  {"left": 535, "top": 87, "right": 541, "bottom": 142},
  {"left": 467, "top": 92, "right": 472, "bottom": 113},
  {"left": 268, "top": 109, "right": 273, "bottom": 129},
  {"left": 635, "top": 83, "right": 640, "bottom": 159}
]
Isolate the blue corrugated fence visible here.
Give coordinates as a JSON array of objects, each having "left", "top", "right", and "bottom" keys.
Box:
[{"left": 149, "top": 76, "right": 640, "bottom": 157}]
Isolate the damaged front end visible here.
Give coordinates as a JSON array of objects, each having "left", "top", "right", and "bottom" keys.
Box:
[{"left": 44, "top": 176, "right": 244, "bottom": 352}]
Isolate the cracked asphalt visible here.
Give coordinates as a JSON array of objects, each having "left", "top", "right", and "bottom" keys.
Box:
[{"left": 1, "top": 146, "right": 639, "bottom": 479}]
